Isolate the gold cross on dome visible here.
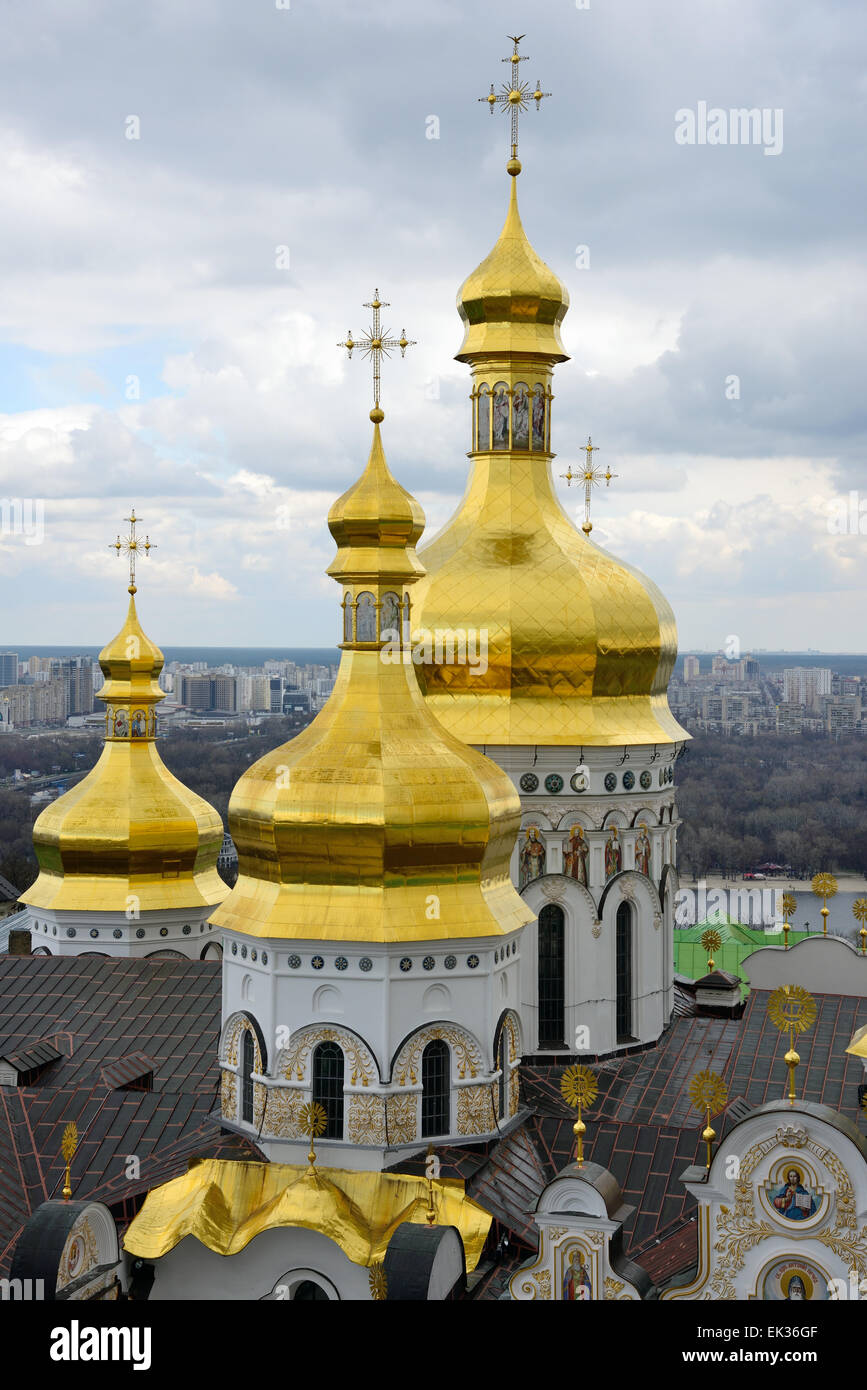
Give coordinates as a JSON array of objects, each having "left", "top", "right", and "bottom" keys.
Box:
[
  {"left": 110, "top": 507, "right": 156, "bottom": 594},
  {"left": 479, "top": 35, "right": 551, "bottom": 173},
  {"left": 560, "top": 437, "right": 618, "bottom": 535},
  {"left": 338, "top": 289, "right": 416, "bottom": 422}
]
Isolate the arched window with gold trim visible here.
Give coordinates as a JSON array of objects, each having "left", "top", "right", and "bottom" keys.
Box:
[
  {"left": 492, "top": 383, "right": 509, "bottom": 449},
  {"left": 355, "top": 592, "right": 376, "bottom": 643},
  {"left": 421, "top": 1039, "right": 450, "bottom": 1138},
  {"left": 512, "top": 383, "right": 530, "bottom": 448},
  {"left": 477, "top": 385, "right": 490, "bottom": 450},
  {"left": 531, "top": 384, "right": 546, "bottom": 451},
  {"left": 241, "top": 1029, "right": 255, "bottom": 1124},
  {"left": 312, "top": 1041, "right": 345, "bottom": 1138}
]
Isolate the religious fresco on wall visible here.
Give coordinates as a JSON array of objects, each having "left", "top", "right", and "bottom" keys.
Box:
[
  {"left": 604, "top": 825, "right": 621, "bottom": 879},
  {"left": 519, "top": 826, "right": 546, "bottom": 890},
  {"left": 113, "top": 708, "right": 128, "bottom": 738},
  {"left": 761, "top": 1256, "right": 829, "bottom": 1301},
  {"left": 512, "top": 383, "right": 529, "bottom": 448},
  {"left": 343, "top": 596, "right": 353, "bottom": 641},
  {"left": 634, "top": 824, "right": 651, "bottom": 876},
  {"left": 563, "top": 825, "right": 588, "bottom": 886},
  {"left": 380, "top": 591, "right": 400, "bottom": 639},
  {"left": 492, "top": 384, "right": 509, "bottom": 449},
  {"left": 477, "top": 387, "right": 490, "bottom": 450},
  {"left": 561, "top": 1247, "right": 592, "bottom": 1301},
  {"left": 769, "top": 1166, "right": 820, "bottom": 1221},
  {"left": 355, "top": 592, "right": 376, "bottom": 642},
  {"left": 131, "top": 709, "right": 146, "bottom": 739},
  {"left": 531, "top": 384, "right": 545, "bottom": 450}
]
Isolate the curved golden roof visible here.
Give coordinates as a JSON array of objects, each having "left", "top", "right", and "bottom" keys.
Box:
[
  {"left": 210, "top": 421, "right": 533, "bottom": 943},
  {"left": 456, "top": 176, "right": 569, "bottom": 362},
  {"left": 22, "top": 595, "right": 227, "bottom": 914},
  {"left": 123, "top": 1158, "right": 491, "bottom": 1270}
]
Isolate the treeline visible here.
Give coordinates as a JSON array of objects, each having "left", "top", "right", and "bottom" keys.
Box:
[
  {"left": 676, "top": 733, "right": 867, "bottom": 878},
  {"left": 1, "top": 726, "right": 864, "bottom": 893}
]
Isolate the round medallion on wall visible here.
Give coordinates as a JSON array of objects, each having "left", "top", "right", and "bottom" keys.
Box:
[
  {"left": 113, "top": 928, "right": 122, "bottom": 939},
  {"left": 399, "top": 957, "right": 413, "bottom": 973},
  {"left": 241, "top": 945, "right": 247, "bottom": 959},
  {"left": 182, "top": 924, "right": 191, "bottom": 935},
  {"left": 89, "top": 929, "right": 99, "bottom": 939},
  {"left": 251, "top": 949, "right": 257, "bottom": 962},
  {"left": 519, "top": 772, "right": 539, "bottom": 792},
  {"left": 570, "top": 770, "right": 589, "bottom": 792},
  {"left": 231, "top": 942, "right": 238, "bottom": 955},
  {"left": 311, "top": 956, "right": 324, "bottom": 970},
  {"left": 136, "top": 928, "right": 145, "bottom": 940},
  {"left": 262, "top": 952, "right": 268, "bottom": 965},
  {"left": 66, "top": 928, "right": 76, "bottom": 938},
  {"left": 623, "top": 770, "right": 635, "bottom": 790},
  {"left": 544, "top": 773, "right": 564, "bottom": 793},
  {"left": 604, "top": 772, "right": 617, "bottom": 792},
  {"left": 160, "top": 927, "right": 168, "bottom": 937},
  {"left": 65, "top": 1236, "right": 85, "bottom": 1281},
  {"left": 467, "top": 954, "right": 480, "bottom": 969},
  {"left": 335, "top": 956, "right": 348, "bottom": 971},
  {"left": 359, "top": 957, "right": 373, "bottom": 972},
  {"left": 444, "top": 954, "right": 456, "bottom": 970},
  {"left": 288, "top": 954, "right": 301, "bottom": 969},
  {"left": 423, "top": 956, "right": 435, "bottom": 971},
  {"left": 640, "top": 770, "right": 652, "bottom": 790}
]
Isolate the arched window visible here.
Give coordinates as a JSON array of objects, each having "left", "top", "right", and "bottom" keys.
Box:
[
  {"left": 380, "top": 591, "right": 400, "bottom": 640},
  {"left": 512, "top": 383, "right": 529, "bottom": 448},
  {"left": 531, "top": 384, "right": 546, "bottom": 450},
  {"left": 538, "top": 905, "right": 565, "bottom": 1049},
  {"left": 421, "top": 1039, "right": 450, "bottom": 1137},
  {"left": 492, "top": 383, "right": 509, "bottom": 449},
  {"left": 616, "top": 902, "right": 633, "bottom": 1042},
  {"left": 343, "top": 593, "right": 353, "bottom": 642},
  {"left": 355, "top": 592, "right": 376, "bottom": 643},
  {"left": 312, "top": 1041, "right": 345, "bottom": 1138},
  {"left": 241, "top": 1029, "right": 255, "bottom": 1124},
  {"left": 497, "top": 1028, "right": 508, "bottom": 1119},
  {"left": 293, "top": 1280, "right": 328, "bottom": 1301},
  {"left": 477, "top": 385, "right": 490, "bottom": 450}
]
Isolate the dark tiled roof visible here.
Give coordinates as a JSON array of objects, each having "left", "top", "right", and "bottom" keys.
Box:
[
  {"left": 0, "top": 1040, "right": 62, "bottom": 1073},
  {"left": 100, "top": 1053, "right": 156, "bottom": 1090}
]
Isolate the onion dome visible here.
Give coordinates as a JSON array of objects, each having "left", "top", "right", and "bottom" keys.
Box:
[
  {"left": 210, "top": 418, "right": 533, "bottom": 943},
  {"left": 413, "top": 162, "right": 688, "bottom": 748},
  {"left": 22, "top": 588, "right": 227, "bottom": 915},
  {"left": 456, "top": 177, "right": 569, "bottom": 363}
]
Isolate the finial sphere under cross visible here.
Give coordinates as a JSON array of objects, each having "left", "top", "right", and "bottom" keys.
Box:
[{"left": 338, "top": 288, "right": 416, "bottom": 420}]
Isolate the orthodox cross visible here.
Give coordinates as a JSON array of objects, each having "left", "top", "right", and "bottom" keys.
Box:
[
  {"left": 560, "top": 437, "right": 618, "bottom": 535},
  {"left": 111, "top": 508, "right": 156, "bottom": 594},
  {"left": 479, "top": 35, "right": 550, "bottom": 171},
  {"left": 338, "top": 289, "right": 416, "bottom": 421}
]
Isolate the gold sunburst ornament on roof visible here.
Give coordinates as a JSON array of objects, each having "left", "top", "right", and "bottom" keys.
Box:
[
  {"left": 781, "top": 892, "right": 797, "bottom": 950},
  {"left": 701, "top": 928, "right": 722, "bottom": 973},
  {"left": 299, "top": 1101, "right": 328, "bottom": 1169},
  {"left": 560, "top": 1064, "right": 598, "bottom": 1166},
  {"left": 811, "top": 872, "right": 838, "bottom": 936},
  {"left": 688, "top": 1070, "right": 729, "bottom": 1170},
  {"left": 368, "top": 1262, "right": 388, "bottom": 1301},
  {"left": 61, "top": 1121, "right": 79, "bottom": 1201},
  {"left": 768, "top": 984, "right": 817, "bottom": 1105},
  {"left": 852, "top": 897, "right": 867, "bottom": 956}
]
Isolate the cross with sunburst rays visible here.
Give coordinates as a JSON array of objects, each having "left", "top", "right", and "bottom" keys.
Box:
[
  {"left": 110, "top": 508, "right": 156, "bottom": 595},
  {"left": 338, "top": 289, "right": 415, "bottom": 419},
  {"left": 561, "top": 437, "right": 618, "bottom": 535},
  {"left": 479, "top": 35, "right": 550, "bottom": 171}
]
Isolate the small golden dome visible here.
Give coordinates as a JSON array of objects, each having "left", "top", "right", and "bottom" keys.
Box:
[
  {"left": 211, "top": 423, "right": 533, "bottom": 943},
  {"left": 22, "top": 595, "right": 227, "bottom": 914},
  {"left": 456, "top": 177, "right": 569, "bottom": 362}
]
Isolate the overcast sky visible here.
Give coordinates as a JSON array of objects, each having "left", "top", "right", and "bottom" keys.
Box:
[{"left": 1, "top": 0, "right": 865, "bottom": 652}]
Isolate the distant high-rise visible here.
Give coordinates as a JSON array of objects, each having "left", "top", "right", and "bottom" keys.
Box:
[
  {"left": 683, "top": 655, "right": 700, "bottom": 682},
  {"left": 0, "top": 652, "right": 19, "bottom": 686},
  {"left": 783, "top": 666, "right": 832, "bottom": 711}
]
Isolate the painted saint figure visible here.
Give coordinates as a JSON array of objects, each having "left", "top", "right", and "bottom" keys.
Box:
[
  {"left": 380, "top": 591, "right": 400, "bottom": 640},
  {"left": 604, "top": 825, "right": 622, "bottom": 879},
  {"left": 113, "top": 708, "right": 129, "bottom": 738},
  {"left": 772, "top": 1169, "right": 818, "bottom": 1221},
  {"left": 519, "top": 827, "right": 546, "bottom": 891},
  {"left": 512, "top": 384, "right": 529, "bottom": 448},
  {"left": 563, "top": 825, "right": 589, "bottom": 887},
  {"left": 477, "top": 388, "right": 490, "bottom": 450},
  {"left": 634, "top": 824, "right": 651, "bottom": 876},
  {"left": 786, "top": 1275, "right": 807, "bottom": 1300},
  {"left": 131, "top": 709, "right": 146, "bottom": 739},
  {"left": 531, "top": 385, "right": 545, "bottom": 450},
  {"left": 562, "top": 1251, "right": 592, "bottom": 1301},
  {"left": 492, "top": 386, "right": 509, "bottom": 449}
]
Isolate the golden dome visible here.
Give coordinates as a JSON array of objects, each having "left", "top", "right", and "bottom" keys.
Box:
[
  {"left": 22, "top": 595, "right": 227, "bottom": 914},
  {"left": 413, "top": 172, "right": 688, "bottom": 749},
  {"left": 456, "top": 177, "right": 569, "bottom": 362},
  {"left": 210, "top": 421, "right": 533, "bottom": 943}
]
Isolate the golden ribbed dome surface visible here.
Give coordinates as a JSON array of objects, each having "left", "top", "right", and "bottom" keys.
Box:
[
  {"left": 22, "top": 596, "right": 227, "bottom": 913},
  {"left": 456, "top": 178, "right": 569, "bottom": 362},
  {"left": 210, "top": 423, "right": 533, "bottom": 943}
]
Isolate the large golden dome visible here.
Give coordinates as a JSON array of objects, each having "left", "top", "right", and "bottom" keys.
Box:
[
  {"left": 210, "top": 420, "right": 533, "bottom": 943},
  {"left": 22, "top": 595, "right": 227, "bottom": 914},
  {"left": 413, "top": 169, "right": 688, "bottom": 748}
]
